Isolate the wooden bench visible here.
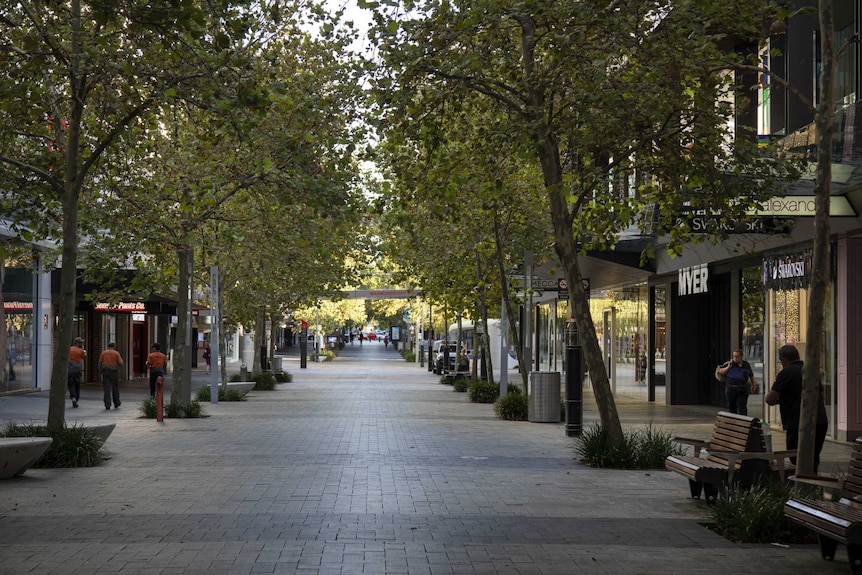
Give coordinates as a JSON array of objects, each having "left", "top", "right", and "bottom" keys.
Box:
[
  {"left": 784, "top": 437, "right": 862, "bottom": 573},
  {"left": 665, "top": 411, "right": 796, "bottom": 502}
]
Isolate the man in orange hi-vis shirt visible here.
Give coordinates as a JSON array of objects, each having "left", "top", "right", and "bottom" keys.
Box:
[
  {"left": 145, "top": 342, "right": 168, "bottom": 397},
  {"left": 99, "top": 342, "right": 124, "bottom": 410},
  {"left": 68, "top": 337, "right": 86, "bottom": 408}
]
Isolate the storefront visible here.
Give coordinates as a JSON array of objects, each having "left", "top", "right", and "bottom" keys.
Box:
[{"left": 760, "top": 248, "right": 835, "bottom": 437}]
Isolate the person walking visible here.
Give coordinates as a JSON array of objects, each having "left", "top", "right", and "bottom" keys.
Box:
[
  {"left": 145, "top": 342, "right": 168, "bottom": 397},
  {"left": 98, "top": 342, "right": 123, "bottom": 410},
  {"left": 67, "top": 337, "right": 86, "bottom": 408},
  {"left": 203, "top": 339, "right": 211, "bottom": 374},
  {"left": 716, "top": 348, "right": 757, "bottom": 415},
  {"left": 765, "top": 344, "right": 829, "bottom": 474}
]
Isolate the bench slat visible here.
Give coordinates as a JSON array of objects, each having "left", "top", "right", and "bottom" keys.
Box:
[{"left": 665, "top": 411, "right": 779, "bottom": 500}]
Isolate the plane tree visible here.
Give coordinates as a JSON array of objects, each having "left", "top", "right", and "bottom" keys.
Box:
[
  {"left": 373, "top": 96, "right": 552, "bottom": 385},
  {"left": 369, "top": 0, "right": 800, "bottom": 445},
  {"left": 0, "top": 0, "right": 318, "bottom": 426},
  {"left": 80, "top": 8, "right": 367, "bottom": 398}
]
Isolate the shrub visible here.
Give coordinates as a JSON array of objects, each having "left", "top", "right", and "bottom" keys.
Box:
[
  {"left": 710, "top": 483, "right": 815, "bottom": 544},
  {"left": 1, "top": 421, "right": 104, "bottom": 468},
  {"left": 139, "top": 397, "right": 207, "bottom": 419},
  {"left": 494, "top": 388, "right": 528, "bottom": 421},
  {"left": 194, "top": 386, "right": 247, "bottom": 402},
  {"left": 401, "top": 350, "right": 416, "bottom": 362},
  {"left": 317, "top": 350, "right": 336, "bottom": 362},
  {"left": 635, "top": 424, "right": 686, "bottom": 468},
  {"left": 467, "top": 381, "right": 499, "bottom": 403},
  {"left": 139, "top": 396, "right": 158, "bottom": 418},
  {"left": 252, "top": 372, "right": 276, "bottom": 391},
  {"left": 452, "top": 375, "right": 470, "bottom": 392},
  {"left": 439, "top": 375, "right": 452, "bottom": 385},
  {"left": 229, "top": 373, "right": 242, "bottom": 382},
  {"left": 181, "top": 400, "right": 206, "bottom": 418},
  {"left": 574, "top": 423, "right": 685, "bottom": 469},
  {"left": 275, "top": 371, "right": 292, "bottom": 383},
  {"left": 164, "top": 400, "right": 185, "bottom": 418}
]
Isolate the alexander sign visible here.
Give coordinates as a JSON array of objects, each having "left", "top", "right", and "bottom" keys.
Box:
[{"left": 757, "top": 196, "right": 855, "bottom": 217}]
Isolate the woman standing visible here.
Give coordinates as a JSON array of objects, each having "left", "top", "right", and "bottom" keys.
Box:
[{"left": 716, "top": 349, "right": 757, "bottom": 415}]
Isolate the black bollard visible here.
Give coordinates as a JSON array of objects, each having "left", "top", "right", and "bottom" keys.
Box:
[{"left": 565, "top": 345, "right": 583, "bottom": 437}]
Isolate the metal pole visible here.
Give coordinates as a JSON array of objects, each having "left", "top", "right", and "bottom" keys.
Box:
[
  {"left": 315, "top": 305, "right": 320, "bottom": 361},
  {"left": 181, "top": 249, "right": 193, "bottom": 405},
  {"left": 210, "top": 265, "right": 219, "bottom": 404},
  {"left": 499, "top": 297, "right": 508, "bottom": 397},
  {"left": 524, "top": 250, "right": 533, "bottom": 374},
  {"left": 565, "top": 317, "right": 583, "bottom": 437}
]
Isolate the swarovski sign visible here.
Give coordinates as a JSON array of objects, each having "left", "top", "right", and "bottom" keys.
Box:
[{"left": 763, "top": 249, "right": 812, "bottom": 291}]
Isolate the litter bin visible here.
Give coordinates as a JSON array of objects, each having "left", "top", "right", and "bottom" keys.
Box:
[
  {"left": 529, "top": 371, "right": 561, "bottom": 423},
  {"left": 271, "top": 357, "right": 283, "bottom": 373}
]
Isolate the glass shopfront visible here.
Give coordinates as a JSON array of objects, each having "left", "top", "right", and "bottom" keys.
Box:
[
  {"left": 590, "top": 284, "right": 651, "bottom": 401},
  {"left": 763, "top": 250, "right": 835, "bottom": 437}
]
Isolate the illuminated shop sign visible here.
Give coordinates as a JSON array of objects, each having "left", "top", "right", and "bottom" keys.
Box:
[
  {"left": 763, "top": 249, "right": 812, "bottom": 291},
  {"left": 756, "top": 196, "right": 855, "bottom": 217},
  {"left": 678, "top": 264, "right": 709, "bottom": 296},
  {"left": 95, "top": 302, "right": 146, "bottom": 312},
  {"left": 4, "top": 301, "right": 33, "bottom": 311}
]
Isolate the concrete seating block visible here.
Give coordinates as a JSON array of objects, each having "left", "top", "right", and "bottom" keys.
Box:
[
  {"left": 0, "top": 437, "right": 53, "bottom": 479},
  {"left": 86, "top": 423, "right": 116, "bottom": 445},
  {"left": 204, "top": 382, "right": 256, "bottom": 396}
]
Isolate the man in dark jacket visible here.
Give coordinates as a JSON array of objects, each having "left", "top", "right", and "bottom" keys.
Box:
[{"left": 765, "top": 344, "right": 829, "bottom": 473}]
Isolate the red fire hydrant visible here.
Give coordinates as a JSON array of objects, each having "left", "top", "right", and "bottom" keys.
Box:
[{"left": 156, "top": 375, "right": 164, "bottom": 422}]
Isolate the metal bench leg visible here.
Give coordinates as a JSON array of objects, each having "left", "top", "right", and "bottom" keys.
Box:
[
  {"left": 818, "top": 534, "right": 838, "bottom": 561},
  {"left": 687, "top": 479, "right": 703, "bottom": 499},
  {"left": 704, "top": 484, "right": 719, "bottom": 504},
  {"left": 847, "top": 543, "right": 862, "bottom": 574}
]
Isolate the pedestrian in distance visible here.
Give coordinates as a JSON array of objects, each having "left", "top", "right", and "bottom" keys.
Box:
[
  {"left": 765, "top": 344, "right": 829, "bottom": 474},
  {"left": 716, "top": 348, "right": 757, "bottom": 415},
  {"left": 203, "top": 339, "right": 211, "bottom": 374},
  {"left": 67, "top": 337, "right": 86, "bottom": 408},
  {"left": 145, "top": 342, "right": 168, "bottom": 397},
  {"left": 99, "top": 342, "right": 123, "bottom": 410}
]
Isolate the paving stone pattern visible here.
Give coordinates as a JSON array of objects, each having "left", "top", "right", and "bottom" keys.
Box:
[{"left": 0, "top": 343, "right": 850, "bottom": 574}]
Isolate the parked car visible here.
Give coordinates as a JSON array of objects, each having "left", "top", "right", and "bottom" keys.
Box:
[{"left": 433, "top": 341, "right": 468, "bottom": 374}]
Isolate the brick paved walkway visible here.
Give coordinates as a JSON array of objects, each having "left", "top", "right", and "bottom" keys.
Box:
[{"left": 0, "top": 342, "right": 849, "bottom": 574}]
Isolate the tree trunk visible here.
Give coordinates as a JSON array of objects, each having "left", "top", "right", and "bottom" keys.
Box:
[
  {"left": 174, "top": 243, "right": 193, "bottom": 403},
  {"left": 492, "top": 214, "right": 526, "bottom": 388},
  {"left": 269, "top": 311, "right": 278, "bottom": 371},
  {"left": 253, "top": 307, "right": 266, "bottom": 374},
  {"left": 533, "top": 102, "right": 624, "bottom": 447},
  {"left": 0, "top": 260, "right": 8, "bottom": 393},
  {"left": 48, "top": 0, "right": 88, "bottom": 429},
  {"left": 799, "top": 1, "right": 836, "bottom": 476},
  {"left": 48, "top": 181, "right": 80, "bottom": 429}
]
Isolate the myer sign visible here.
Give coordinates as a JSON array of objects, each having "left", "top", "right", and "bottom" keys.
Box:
[{"left": 678, "top": 264, "right": 708, "bottom": 296}]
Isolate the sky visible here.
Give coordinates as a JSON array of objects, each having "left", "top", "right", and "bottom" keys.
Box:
[{"left": 323, "top": 0, "right": 376, "bottom": 55}]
